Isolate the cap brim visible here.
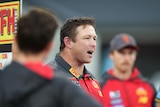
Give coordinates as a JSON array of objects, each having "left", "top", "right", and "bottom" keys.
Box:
[{"left": 118, "top": 45, "right": 139, "bottom": 51}]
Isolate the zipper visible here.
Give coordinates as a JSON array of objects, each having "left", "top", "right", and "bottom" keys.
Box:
[
  {"left": 83, "top": 76, "right": 91, "bottom": 93},
  {"left": 121, "top": 80, "right": 132, "bottom": 107}
]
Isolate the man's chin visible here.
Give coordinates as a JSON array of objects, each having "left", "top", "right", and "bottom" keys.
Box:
[
  {"left": 84, "top": 60, "right": 91, "bottom": 64},
  {"left": 120, "top": 67, "right": 132, "bottom": 72}
]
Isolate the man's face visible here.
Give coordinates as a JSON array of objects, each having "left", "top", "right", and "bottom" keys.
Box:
[
  {"left": 70, "top": 25, "right": 97, "bottom": 64},
  {"left": 110, "top": 47, "right": 137, "bottom": 72}
]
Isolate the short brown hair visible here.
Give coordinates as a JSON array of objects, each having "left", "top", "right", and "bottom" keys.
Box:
[
  {"left": 16, "top": 7, "right": 58, "bottom": 54},
  {"left": 60, "top": 17, "right": 95, "bottom": 51}
]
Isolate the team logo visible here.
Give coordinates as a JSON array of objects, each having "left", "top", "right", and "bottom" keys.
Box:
[
  {"left": 136, "top": 87, "right": 148, "bottom": 104},
  {"left": 122, "top": 35, "right": 130, "bottom": 44},
  {"left": 92, "top": 81, "right": 99, "bottom": 89},
  {"left": 98, "top": 90, "right": 103, "bottom": 97}
]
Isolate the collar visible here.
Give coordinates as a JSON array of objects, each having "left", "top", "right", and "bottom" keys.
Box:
[
  {"left": 24, "top": 62, "right": 54, "bottom": 80},
  {"left": 55, "top": 53, "right": 93, "bottom": 80}
]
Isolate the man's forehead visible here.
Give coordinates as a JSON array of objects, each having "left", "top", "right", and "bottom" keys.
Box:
[{"left": 116, "top": 47, "right": 138, "bottom": 54}]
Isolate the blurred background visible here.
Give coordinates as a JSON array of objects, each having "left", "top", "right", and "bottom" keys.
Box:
[{"left": 23, "top": 0, "right": 160, "bottom": 90}]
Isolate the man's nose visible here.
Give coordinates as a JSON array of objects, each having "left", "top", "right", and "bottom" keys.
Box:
[
  {"left": 124, "top": 54, "right": 131, "bottom": 61},
  {"left": 90, "top": 39, "right": 96, "bottom": 47}
]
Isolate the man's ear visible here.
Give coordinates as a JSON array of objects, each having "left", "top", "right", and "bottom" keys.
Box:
[
  {"left": 109, "top": 52, "right": 113, "bottom": 60},
  {"left": 64, "top": 36, "right": 72, "bottom": 49},
  {"left": 12, "top": 35, "right": 19, "bottom": 60},
  {"left": 12, "top": 35, "right": 18, "bottom": 46}
]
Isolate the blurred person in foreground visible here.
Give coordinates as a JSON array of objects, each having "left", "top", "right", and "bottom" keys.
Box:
[
  {"left": 48, "top": 17, "right": 104, "bottom": 105},
  {"left": 100, "top": 33, "right": 155, "bottom": 107},
  {"left": 0, "top": 8, "right": 102, "bottom": 107}
]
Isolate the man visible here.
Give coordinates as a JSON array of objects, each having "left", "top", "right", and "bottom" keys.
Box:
[
  {"left": 100, "top": 33, "right": 155, "bottom": 107},
  {"left": 49, "top": 17, "right": 104, "bottom": 104},
  {"left": 0, "top": 8, "right": 102, "bottom": 107}
]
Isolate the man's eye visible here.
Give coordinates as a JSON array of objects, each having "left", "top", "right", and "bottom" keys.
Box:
[
  {"left": 118, "top": 50, "right": 124, "bottom": 54},
  {"left": 94, "top": 38, "right": 97, "bottom": 41},
  {"left": 85, "top": 37, "right": 90, "bottom": 39}
]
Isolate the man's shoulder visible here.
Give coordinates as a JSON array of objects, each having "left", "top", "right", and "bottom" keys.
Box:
[
  {"left": 48, "top": 59, "right": 73, "bottom": 78},
  {"left": 138, "top": 75, "right": 156, "bottom": 91},
  {"left": 48, "top": 60, "right": 57, "bottom": 69},
  {"left": 48, "top": 56, "right": 66, "bottom": 72},
  {"left": 48, "top": 60, "right": 65, "bottom": 72},
  {"left": 2, "top": 61, "right": 28, "bottom": 75}
]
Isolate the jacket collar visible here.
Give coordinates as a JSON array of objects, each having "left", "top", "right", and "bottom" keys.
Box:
[
  {"left": 55, "top": 53, "right": 93, "bottom": 80},
  {"left": 24, "top": 61, "right": 53, "bottom": 80}
]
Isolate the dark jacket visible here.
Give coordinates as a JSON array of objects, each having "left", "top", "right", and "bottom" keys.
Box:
[
  {"left": 49, "top": 53, "right": 104, "bottom": 104},
  {"left": 100, "top": 68, "right": 155, "bottom": 107},
  {"left": 0, "top": 61, "right": 102, "bottom": 107}
]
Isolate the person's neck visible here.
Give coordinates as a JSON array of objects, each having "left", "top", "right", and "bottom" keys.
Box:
[
  {"left": 60, "top": 52, "right": 84, "bottom": 75},
  {"left": 13, "top": 52, "right": 45, "bottom": 64},
  {"left": 113, "top": 68, "right": 132, "bottom": 80}
]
